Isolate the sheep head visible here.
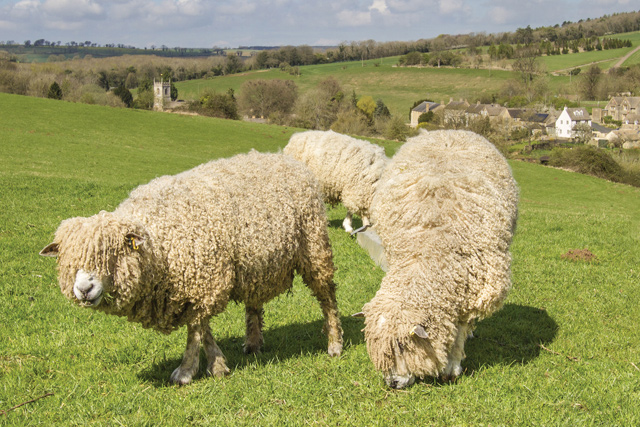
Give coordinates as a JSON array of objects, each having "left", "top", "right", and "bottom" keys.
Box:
[
  {"left": 362, "top": 275, "right": 440, "bottom": 389},
  {"left": 40, "top": 211, "right": 151, "bottom": 313}
]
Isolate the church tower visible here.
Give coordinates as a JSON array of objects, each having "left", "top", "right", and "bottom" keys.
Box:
[{"left": 153, "top": 77, "right": 172, "bottom": 111}]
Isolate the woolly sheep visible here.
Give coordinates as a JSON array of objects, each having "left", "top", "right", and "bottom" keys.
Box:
[
  {"left": 362, "top": 130, "right": 519, "bottom": 389},
  {"left": 283, "top": 130, "right": 388, "bottom": 234},
  {"left": 40, "top": 151, "right": 343, "bottom": 385}
]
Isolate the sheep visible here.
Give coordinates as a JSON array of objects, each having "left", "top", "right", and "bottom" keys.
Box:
[
  {"left": 361, "top": 130, "right": 519, "bottom": 389},
  {"left": 40, "top": 150, "right": 343, "bottom": 385},
  {"left": 283, "top": 130, "right": 388, "bottom": 234}
]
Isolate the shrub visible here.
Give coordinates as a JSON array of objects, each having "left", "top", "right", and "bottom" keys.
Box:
[
  {"left": 47, "top": 81, "right": 63, "bottom": 100},
  {"left": 548, "top": 146, "right": 640, "bottom": 187},
  {"left": 113, "top": 85, "right": 133, "bottom": 107},
  {"left": 193, "top": 89, "right": 239, "bottom": 120},
  {"left": 418, "top": 111, "right": 434, "bottom": 124}
]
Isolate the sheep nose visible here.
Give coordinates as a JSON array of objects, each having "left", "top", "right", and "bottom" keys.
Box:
[
  {"left": 75, "top": 276, "right": 95, "bottom": 297},
  {"left": 77, "top": 283, "right": 93, "bottom": 297},
  {"left": 389, "top": 379, "right": 399, "bottom": 389}
]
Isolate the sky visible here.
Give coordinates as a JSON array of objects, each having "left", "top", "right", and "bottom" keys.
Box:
[{"left": 0, "top": 0, "right": 637, "bottom": 49}]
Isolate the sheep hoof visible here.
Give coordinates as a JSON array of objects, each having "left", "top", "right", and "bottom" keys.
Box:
[
  {"left": 243, "top": 344, "right": 262, "bottom": 355},
  {"left": 169, "top": 367, "right": 194, "bottom": 386},
  {"left": 327, "top": 342, "right": 342, "bottom": 357},
  {"left": 208, "top": 362, "right": 230, "bottom": 378},
  {"left": 440, "top": 374, "right": 458, "bottom": 383}
]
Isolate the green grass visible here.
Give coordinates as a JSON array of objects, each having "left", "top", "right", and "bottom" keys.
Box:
[{"left": 2, "top": 92, "right": 640, "bottom": 425}]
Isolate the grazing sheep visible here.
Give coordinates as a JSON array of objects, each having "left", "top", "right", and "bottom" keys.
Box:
[
  {"left": 362, "top": 130, "right": 519, "bottom": 389},
  {"left": 40, "top": 151, "right": 343, "bottom": 385},
  {"left": 283, "top": 130, "right": 388, "bottom": 234}
]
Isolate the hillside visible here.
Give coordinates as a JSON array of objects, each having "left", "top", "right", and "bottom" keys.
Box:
[{"left": 1, "top": 93, "right": 640, "bottom": 424}]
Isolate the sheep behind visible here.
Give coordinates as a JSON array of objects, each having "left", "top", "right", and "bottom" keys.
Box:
[
  {"left": 41, "top": 151, "right": 343, "bottom": 385},
  {"left": 363, "top": 130, "right": 519, "bottom": 388},
  {"left": 284, "top": 130, "right": 388, "bottom": 233}
]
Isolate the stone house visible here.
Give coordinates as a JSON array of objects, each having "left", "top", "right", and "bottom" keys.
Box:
[
  {"left": 555, "top": 106, "right": 591, "bottom": 138},
  {"left": 443, "top": 99, "right": 470, "bottom": 126},
  {"left": 410, "top": 101, "right": 443, "bottom": 127},
  {"left": 602, "top": 96, "right": 640, "bottom": 122},
  {"left": 623, "top": 113, "right": 640, "bottom": 128}
]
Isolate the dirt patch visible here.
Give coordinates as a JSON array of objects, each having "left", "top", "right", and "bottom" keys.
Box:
[{"left": 561, "top": 248, "right": 598, "bottom": 263}]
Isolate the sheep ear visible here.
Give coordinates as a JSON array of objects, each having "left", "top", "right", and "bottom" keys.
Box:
[
  {"left": 351, "top": 312, "right": 365, "bottom": 318},
  {"left": 411, "top": 325, "right": 429, "bottom": 339},
  {"left": 125, "top": 233, "right": 145, "bottom": 251},
  {"left": 39, "top": 243, "right": 59, "bottom": 257}
]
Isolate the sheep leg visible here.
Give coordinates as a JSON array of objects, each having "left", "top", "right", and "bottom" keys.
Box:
[
  {"left": 342, "top": 212, "right": 354, "bottom": 233},
  {"left": 170, "top": 321, "right": 203, "bottom": 385},
  {"left": 202, "top": 321, "right": 230, "bottom": 378},
  {"left": 243, "top": 305, "right": 264, "bottom": 354},
  {"left": 442, "top": 322, "right": 471, "bottom": 381},
  {"left": 307, "top": 279, "right": 343, "bottom": 357}
]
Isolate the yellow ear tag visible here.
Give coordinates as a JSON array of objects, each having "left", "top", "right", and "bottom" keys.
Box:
[{"left": 126, "top": 236, "right": 139, "bottom": 251}]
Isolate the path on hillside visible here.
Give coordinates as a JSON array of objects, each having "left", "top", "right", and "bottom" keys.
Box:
[
  {"left": 551, "top": 45, "right": 640, "bottom": 76},
  {"left": 613, "top": 45, "right": 640, "bottom": 68}
]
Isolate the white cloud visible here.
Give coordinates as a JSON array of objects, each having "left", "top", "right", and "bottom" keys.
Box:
[
  {"left": 370, "top": 0, "right": 389, "bottom": 14},
  {"left": 439, "top": 0, "right": 461, "bottom": 14},
  {"left": 41, "top": 0, "right": 103, "bottom": 17},
  {"left": 487, "top": 5, "right": 510, "bottom": 25},
  {"left": 337, "top": 8, "right": 372, "bottom": 26}
]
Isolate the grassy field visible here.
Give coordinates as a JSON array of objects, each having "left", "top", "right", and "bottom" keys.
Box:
[
  {"left": 1, "top": 93, "right": 640, "bottom": 425},
  {"left": 176, "top": 61, "right": 515, "bottom": 119},
  {"left": 174, "top": 33, "right": 640, "bottom": 118}
]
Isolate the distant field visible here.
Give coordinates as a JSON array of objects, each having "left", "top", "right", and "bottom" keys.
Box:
[
  {"left": 176, "top": 61, "right": 514, "bottom": 118},
  {"left": 541, "top": 31, "right": 640, "bottom": 72},
  {"left": 174, "top": 32, "right": 640, "bottom": 117},
  {"left": 1, "top": 93, "right": 640, "bottom": 425}
]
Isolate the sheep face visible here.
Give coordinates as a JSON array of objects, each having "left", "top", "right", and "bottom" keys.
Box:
[
  {"left": 40, "top": 212, "right": 149, "bottom": 313},
  {"left": 363, "top": 292, "right": 438, "bottom": 389}
]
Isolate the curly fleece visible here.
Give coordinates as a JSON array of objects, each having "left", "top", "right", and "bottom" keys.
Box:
[
  {"left": 48, "top": 151, "right": 341, "bottom": 339},
  {"left": 283, "top": 130, "right": 388, "bottom": 221},
  {"left": 363, "top": 130, "right": 519, "bottom": 378}
]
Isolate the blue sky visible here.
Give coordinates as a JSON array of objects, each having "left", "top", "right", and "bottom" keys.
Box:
[{"left": 0, "top": 0, "right": 637, "bottom": 48}]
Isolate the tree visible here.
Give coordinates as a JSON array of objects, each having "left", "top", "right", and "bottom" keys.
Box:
[
  {"left": 374, "top": 99, "right": 391, "bottom": 119},
  {"left": 580, "top": 65, "right": 602, "bottom": 100},
  {"left": 356, "top": 95, "right": 376, "bottom": 120},
  {"left": 170, "top": 82, "right": 178, "bottom": 101},
  {"left": 384, "top": 116, "right": 412, "bottom": 141},
  {"left": 573, "top": 122, "right": 593, "bottom": 144},
  {"left": 97, "top": 71, "right": 110, "bottom": 91},
  {"left": 113, "top": 85, "right": 133, "bottom": 107},
  {"left": 512, "top": 47, "right": 542, "bottom": 85},
  {"left": 47, "top": 82, "right": 63, "bottom": 100},
  {"left": 195, "top": 89, "right": 239, "bottom": 120},
  {"left": 238, "top": 79, "right": 298, "bottom": 119}
]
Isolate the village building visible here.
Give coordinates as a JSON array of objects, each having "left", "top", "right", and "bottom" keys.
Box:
[
  {"left": 410, "top": 101, "right": 443, "bottom": 127},
  {"left": 153, "top": 77, "right": 172, "bottom": 112},
  {"left": 601, "top": 96, "right": 640, "bottom": 122},
  {"left": 555, "top": 106, "right": 591, "bottom": 138},
  {"left": 442, "top": 99, "right": 470, "bottom": 126}
]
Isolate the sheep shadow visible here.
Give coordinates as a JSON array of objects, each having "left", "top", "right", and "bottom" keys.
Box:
[
  {"left": 137, "top": 314, "right": 366, "bottom": 386},
  {"left": 138, "top": 303, "right": 557, "bottom": 387},
  {"left": 455, "top": 303, "right": 558, "bottom": 376}
]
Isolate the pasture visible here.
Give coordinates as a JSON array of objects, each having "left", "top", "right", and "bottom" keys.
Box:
[{"left": 1, "top": 93, "right": 640, "bottom": 425}]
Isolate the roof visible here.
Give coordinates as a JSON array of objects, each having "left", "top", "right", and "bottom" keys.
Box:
[
  {"left": 565, "top": 107, "right": 590, "bottom": 121},
  {"left": 591, "top": 123, "right": 614, "bottom": 134},
  {"left": 411, "top": 101, "right": 441, "bottom": 113},
  {"left": 482, "top": 105, "right": 507, "bottom": 116},
  {"left": 445, "top": 101, "right": 469, "bottom": 110},
  {"left": 623, "top": 113, "right": 640, "bottom": 124}
]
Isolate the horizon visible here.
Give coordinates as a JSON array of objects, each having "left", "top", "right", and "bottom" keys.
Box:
[{"left": 0, "top": 1, "right": 638, "bottom": 50}]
